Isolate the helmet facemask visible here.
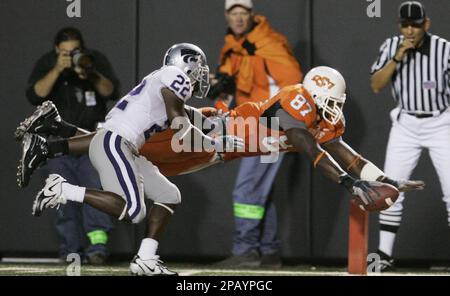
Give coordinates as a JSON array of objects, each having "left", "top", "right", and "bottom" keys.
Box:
[
  {"left": 188, "top": 63, "right": 210, "bottom": 99},
  {"left": 314, "top": 94, "right": 346, "bottom": 125}
]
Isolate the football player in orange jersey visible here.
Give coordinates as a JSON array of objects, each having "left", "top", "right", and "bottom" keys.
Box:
[
  {"left": 17, "top": 66, "right": 424, "bottom": 201},
  {"left": 16, "top": 67, "right": 424, "bottom": 273}
]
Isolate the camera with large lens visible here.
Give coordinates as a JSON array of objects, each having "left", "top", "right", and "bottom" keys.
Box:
[{"left": 70, "top": 49, "right": 94, "bottom": 70}]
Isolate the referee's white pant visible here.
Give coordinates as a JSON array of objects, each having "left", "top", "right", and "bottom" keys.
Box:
[{"left": 380, "top": 107, "right": 450, "bottom": 232}]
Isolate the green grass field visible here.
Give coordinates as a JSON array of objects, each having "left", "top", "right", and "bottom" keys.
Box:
[{"left": 0, "top": 262, "right": 448, "bottom": 276}]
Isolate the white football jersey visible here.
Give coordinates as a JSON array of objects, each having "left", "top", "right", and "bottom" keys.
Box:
[{"left": 103, "top": 65, "right": 193, "bottom": 149}]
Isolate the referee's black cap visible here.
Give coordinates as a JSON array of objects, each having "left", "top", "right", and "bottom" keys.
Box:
[{"left": 399, "top": 1, "right": 426, "bottom": 24}]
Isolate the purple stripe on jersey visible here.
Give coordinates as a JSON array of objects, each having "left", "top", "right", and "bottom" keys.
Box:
[
  {"left": 103, "top": 131, "right": 134, "bottom": 219},
  {"left": 113, "top": 134, "right": 141, "bottom": 220}
]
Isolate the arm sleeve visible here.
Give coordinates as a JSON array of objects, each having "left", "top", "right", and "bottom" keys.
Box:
[
  {"left": 370, "top": 38, "right": 394, "bottom": 75},
  {"left": 160, "top": 66, "right": 193, "bottom": 102},
  {"left": 276, "top": 108, "right": 307, "bottom": 131},
  {"left": 26, "top": 53, "right": 54, "bottom": 105}
]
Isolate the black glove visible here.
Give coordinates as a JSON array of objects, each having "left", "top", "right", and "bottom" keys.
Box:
[
  {"left": 351, "top": 180, "right": 378, "bottom": 206},
  {"left": 339, "top": 174, "right": 376, "bottom": 206}
]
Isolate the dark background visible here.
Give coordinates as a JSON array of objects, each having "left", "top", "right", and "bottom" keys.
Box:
[{"left": 1, "top": 0, "right": 449, "bottom": 264}]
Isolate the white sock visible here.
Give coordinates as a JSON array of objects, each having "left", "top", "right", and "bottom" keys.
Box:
[
  {"left": 62, "top": 183, "right": 86, "bottom": 203},
  {"left": 137, "top": 238, "right": 159, "bottom": 260},
  {"left": 378, "top": 230, "right": 396, "bottom": 257}
]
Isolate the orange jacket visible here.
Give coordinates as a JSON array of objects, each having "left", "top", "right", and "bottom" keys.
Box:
[{"left": 218, "top": 15, "right": 303, "bottom": 106}]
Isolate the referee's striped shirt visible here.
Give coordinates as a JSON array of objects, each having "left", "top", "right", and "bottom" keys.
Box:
[{"left": 371, "top": 33, "right": 450, "bottom": 113}]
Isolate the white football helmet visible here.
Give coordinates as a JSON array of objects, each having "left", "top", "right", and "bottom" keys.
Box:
[
  {"left": 163, "top": 43, "right": 210, "bottom": 99},
  {"left": 303, "top": 66, "right": 346, "bottom": 125}
]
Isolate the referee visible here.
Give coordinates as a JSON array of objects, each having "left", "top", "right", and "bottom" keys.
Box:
[{"left": 370, "top": 1, "right": 450, "bottom": 271}]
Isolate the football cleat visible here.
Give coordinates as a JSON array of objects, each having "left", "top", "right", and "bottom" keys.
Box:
[
  {"left": 32, "top": 174, "right": 67, "bottom": 216},
  {"left": 129, "top": 255, "right": 178, "bottom": 276},
  {"left": 17, "top": 133, "right": 49, "bottom": 188},
  {"left": 379, "top": 258, "right": 396, "bottom": 272},
  {"left": 15, "top": 101, "right": 61, "bottom": 140}
]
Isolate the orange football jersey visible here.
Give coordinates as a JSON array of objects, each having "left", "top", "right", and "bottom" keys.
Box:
[{"left": 139, "top": 84, "right": 345, "bottom": 176}]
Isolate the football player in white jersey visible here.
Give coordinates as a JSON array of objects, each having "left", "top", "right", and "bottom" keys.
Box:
[{"left": 30, "top": 43, "right": 243, "bottom": 276}]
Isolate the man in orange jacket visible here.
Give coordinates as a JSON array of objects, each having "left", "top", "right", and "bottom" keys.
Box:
[{"left": 207, "top": 0, "right": 303, "bottom": 267}]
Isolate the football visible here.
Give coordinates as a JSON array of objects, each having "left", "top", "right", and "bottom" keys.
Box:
[{"left": 351, "top": 182, "right": 399, "bottom": 212}]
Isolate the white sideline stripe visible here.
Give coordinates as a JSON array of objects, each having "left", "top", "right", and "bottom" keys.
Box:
[
  {"left": 0, "top": 266, "right": 447, "bottom": 276},
  {"left": 0, "top": 267, "right": 126, "bottom": 272},
  {"left": 1, "top": 258, "right": 61, "bottom": 264},
  {"left": 0, "top": 266, "right": 348, "bottom": 276},
  {"left": 176, "top": 269, "right": 349, "bottom": 276}
]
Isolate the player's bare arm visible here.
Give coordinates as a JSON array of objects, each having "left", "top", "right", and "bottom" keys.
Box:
[
  {"left": 162, "top": 87, "right": 243, "bottom": 152},
  {"left": 162, "top": 87, "right": 211, "bottom": 147},
  {"left": 322, "top": 139, "right": 425, "bottom": 192},
  {"left": 285, "top": 127, "right": 346, "bottom": 183}
]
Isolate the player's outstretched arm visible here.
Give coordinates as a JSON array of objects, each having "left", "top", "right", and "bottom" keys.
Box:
[
  {"left": 322, "top": 139, "right": 425, "bottom": 192},
  {"left": 285, "top": 128, "right": 347, "bottom": 183},
  {"left": 285, "top": 128, "right": 399, "bottom": 210},
  {"left": 162, "top": 88, "right": 243, "bottom": 152}
]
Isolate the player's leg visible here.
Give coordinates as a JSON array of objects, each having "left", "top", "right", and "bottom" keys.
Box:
[
  {"left": 129, "top": 156, "right": 179, "bottom": 276},
  {"left": 16, "top": 101, "right": 95, "bottom": 187},
  {"left": 76, "top": 155, "right": 114, "bottom": 265},
  {"left": 15, "top": 100, "right": 82, "bottom": 140},
  {"left": 378, "top": 113, "right": 422, "bottom": 270},
  {"left": 42, "top": 156, "right": 84, "bottom": 260},
  {"left": 17, "top": 133, "right": 95, "bottom": 188},
  {"left": 33, "top": 129, "right": 147, "bottom": 224}
]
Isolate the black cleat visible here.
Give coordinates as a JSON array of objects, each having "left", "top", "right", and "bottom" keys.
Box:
[
  {"left": 379, "top": 258, "right": 396, "bottom": 272},
  {"left": 15, "top": 101, "right": 61, "bottom": 140},
  {"left": 17, "top": 133, "right": 49, "bottom": 188},
  {"left": 376, "top": 250, "right": 396, "bottom": 272}
]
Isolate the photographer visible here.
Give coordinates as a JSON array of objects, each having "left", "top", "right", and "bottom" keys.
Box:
[{"left": 25, "top": 27, "right": 119, "bottom": 264}]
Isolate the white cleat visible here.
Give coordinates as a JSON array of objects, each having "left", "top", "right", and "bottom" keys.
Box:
[
  {"left": 129, "top": 255, "right": 178, "bottom": 276},
  {"left": 32, "top": 174, "right": 67, "bottom": 216}
]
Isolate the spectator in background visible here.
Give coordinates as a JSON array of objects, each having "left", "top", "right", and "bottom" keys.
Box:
[
  {"left": 25, "top": 27, "right": 119, "bottom": 264},
  {"left": 210, "top": 0, "right": 303, "bottom": 268},
  {"left": 370, "top": 1, "right": 450, "bottom": 271}
]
